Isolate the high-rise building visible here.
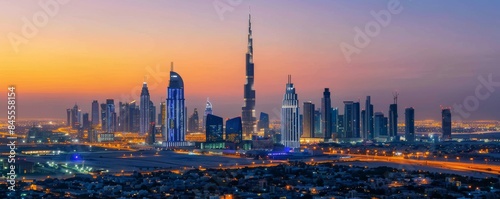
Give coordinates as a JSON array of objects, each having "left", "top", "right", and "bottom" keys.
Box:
[
  {"left": 82, "top": 113, "right": 90, "bottom": 130},
  {"left": 314, "top": 109, "right": 322, "bottom": 137},
  {"left": 321, "top": 88, "right": 332, "bottom": 140},
  {"left": 361, "top": 110, "right": 366, "bottom": 138},
  {"left": 66, "top": 109, "right": 71, "bottom": 127},
  {"left": 343, "top": 101, "right": 353, "bottom": 138},
  {"left": 100, "top": 103, "right": 106, "bottom": 131},
  {"left": 389, "top": 92, "right": 399, "bottom": 138},
  {"left": 364, "top": 96, "right": 374, "bottom": 140},
  {"left": 374, "top": 112, "right": 388, "bottom": 138},
  {"left": 331, "top": 108, "right": 338, "bottom": 137},
  {"left": 206, "top": 114, "right": 223, "bottom": 143},
  {"left": 105, "top": 99, "right": 116, "bottom": 133},
  {"left": 352, "top": 102, "right": 360, "bottom": 138},
  {"left": 88, "top": 128, "right": 98, "bottom": 143},
  {"left": 389, "top": 104, "right": 398, "bottom": 138},
  {"left": 71, "top": 104, "right": 79, "bottom": 129},
  {"left": 91, "top": 100, "right": 99, "bottom": 126},
  {"left": 159, "top": 102, "right": 166, "bottom": 126},
  {"left": 203, "top": 98, "right": 213, "bottom": 131},
  {"left": 405, "top": 107, "right": 415, "bottom": 142},
  {"left": 242, "top": 13, "right": 257, "bottom": 140},
  {"left": 150, "top": 101, "right": 156, "bottom": 123},
  {"left": 147, "top": 122, "right": 156, "bottom": 145},
  {"left": 128, "top": 101, "right": 140, "bottom": 132},
  {"left": 140, "top": 82, "right": 151, "bottom": 135},
  {"left": 442, "top": 108, "right": 452, "bottom": 140},
  {"left": 188, "top": 108, "right": 200, "bottom": 132},
  {"left": 165, "top": 63, "right": 186, "bottom": 142},
  {"left": 226, "top": 117, "right": 242, "bottom": 144},
  {"left": 302, "top": 102, "right": 315, "bottom": 138},
  {"left": 118, "top": 102, "right": 127, "bottom": 132},
  {"left": 280, "top": 75, "right": 300, "bottom": 149},
  {"left": 258, "top": 112, "right": 269, "bottom": 132},
  {"left": 337, "top": 114, "right": 344, "bottom": 137}
]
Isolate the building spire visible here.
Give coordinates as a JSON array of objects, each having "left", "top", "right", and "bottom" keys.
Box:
[
  {"left": 170, "top": 62, "right": 174, "bottom": 72},
  {"left": 247, "top": 10, "right": 253, "bottom": 59}
]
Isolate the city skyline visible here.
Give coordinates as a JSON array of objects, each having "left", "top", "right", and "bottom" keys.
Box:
[
  {"left": 2, "top": 2, "right": 500, "bottom": 197},
  {"left": 1, "top": 1, "right": 500, "bottom": 121}
]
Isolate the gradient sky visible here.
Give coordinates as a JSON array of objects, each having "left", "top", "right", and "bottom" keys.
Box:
[{"left": 1, "top": 0, "right": 499, "bottom": 121}]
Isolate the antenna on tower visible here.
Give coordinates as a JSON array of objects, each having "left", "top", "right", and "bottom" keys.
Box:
[
  {"left": 170, "top": 62, "right": 174, "bottom": 71},
  {"left": 393, "top": 91, "right": 399, "bottom": 104}
]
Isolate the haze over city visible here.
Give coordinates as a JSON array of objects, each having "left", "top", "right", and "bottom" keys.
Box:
[{"left": 1, "top": 0, "right": 499, "bottom": 121}]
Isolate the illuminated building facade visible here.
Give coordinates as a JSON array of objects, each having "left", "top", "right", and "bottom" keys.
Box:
[
  {"left": 442, "top": 108, "right": 452, "bottom": 140},
  {"left": 206, "top": 114, "right": 223, "bottom": 143},
  {"left": 140, "top": 82, "right": 151, "bottom": 135},
  {"left": 242, "top": 13, "right": 257, "bottom": 139},
  {"left": 165, "top": 63, "right": 186, "bottom": 143},
  {"left": 280, "top": 75, "right": 300, "bottom": 149},
  {"left": 226, "top": 117, "right": 242, "bottom": 144}
]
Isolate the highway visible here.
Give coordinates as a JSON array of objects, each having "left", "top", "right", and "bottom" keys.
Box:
[{"left": 344, "top": 154, "right": 500, "bottom": 176}]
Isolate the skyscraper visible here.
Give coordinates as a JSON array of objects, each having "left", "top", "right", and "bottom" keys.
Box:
[
  {"left": 106, "top": 99, "right": 116, "bottom": 133},
  {"left": 389, "top": 93, "right": 399, "bottom": 139},
  {"left": 352, "top": 102, "right": 360, "bottom": 138},
  {"left": 71, "top": 104, "right": 79, "bottom": 129},
  {"left": 159, "top": 102, "right": 166, "bottom": 126},
  {"left": 226, "top": 117, "right": 242, "bottom": 144},
  {"left": 364, "top": 96, "right": 374, "bottom": 140},
  {"left": 331, "top": 108, "right": 338, "bottom": 137},
  {"left": 150, "top": 101, "right": 156, "bottom": 124},
  {"left": 188, "top": 108, "right": 199, "bottom": 132},
  {"left": 302, "top": 102, "right": 315, "bottom": 138},
  {"left": 242, "top": 13, "right": 257, "bottom": 140},
  {"left": 374, "top": 112, "right": 388, "bottom": 138},
  {"left": 206, "top": 114, "right": 223, "bottom": 143},
  {"left": 280, "top": 75, "right": 300, "bottom": 149},
  {"left": 361, "top": 110, "right": 366, "bottom": 138},
  {"left": 165, "top": 63, "right": 186, "bottom": 143},
  {"left": 314, "top": 109, "right": 322, "bottom": 137},
  {"left": 140, "top": 82, "right": 151, "bottom": 135},
  {"left": 66, "top": 109, "right": 71, "bottom": 127},
  {"left": 118, "top": 102, "right": 129, "bottom": 132},
  {"left": 442, "top": 108, "right": 452, "bottom": 140},
  {"left": 91, "top": 100, "right": 99, "bottom": 126},
  {"left": 321, "top": 88, "right": 332, "bottom": 141},
  {"left": 128, "top": 101, "right": 140, "bottom": 132},
  {"left": 389, "top": 104, "right": 398, "bottom": 138},
  {"left": 82, "top": 113, "right": 90, "bottom": 130},
  {"left": 203, "top": 98, "right": 213, "bottom": 131},
  {"left": 337, "top": 115, "right": 344, "bottom": 137},
  {"left": 258, "top": 112, "right": 270, "bottom": 132},
  {"left": 100, "top": 103, "right": 107, "bottom": 131},
  {"left": 405, "top": 107, "right": 415, "bottom": 142},
  {"left": 343, "top": 101, "right": 353, "bottom": 138},
  {"left": 147, "top": 122, "right": 156, "bottom": 145}
]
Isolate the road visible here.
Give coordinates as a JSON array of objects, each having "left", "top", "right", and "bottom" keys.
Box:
[{"left": 345, "top": 154, "right": 500, "bottom": 176}]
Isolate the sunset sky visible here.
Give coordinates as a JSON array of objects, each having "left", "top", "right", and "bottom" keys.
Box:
[{"left": 1, "top": 0, "right": 499, "bottom": 121}]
